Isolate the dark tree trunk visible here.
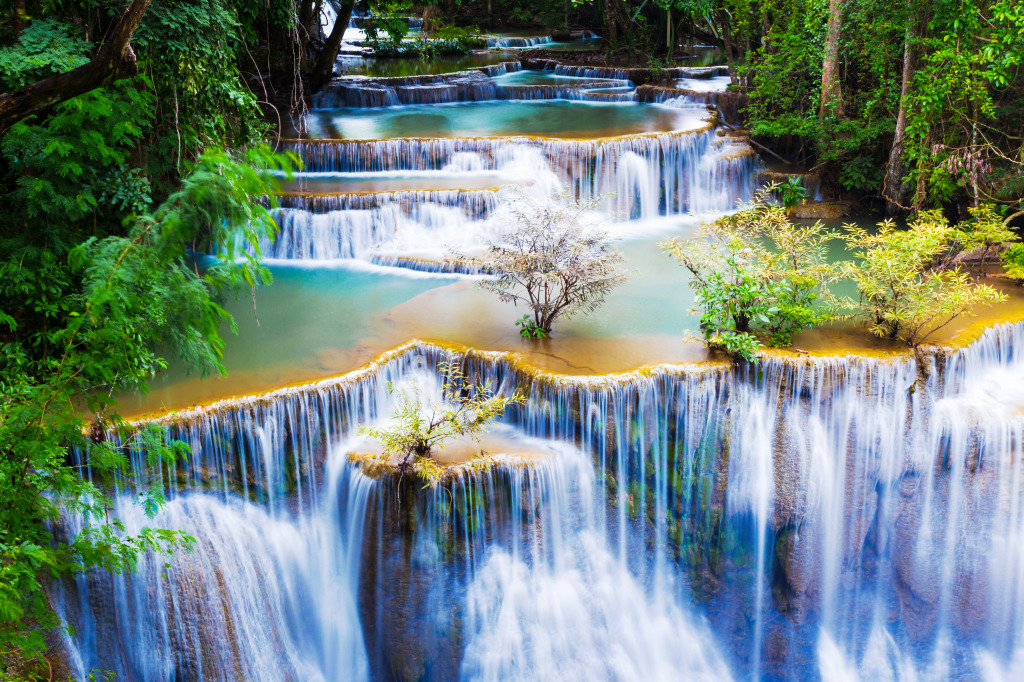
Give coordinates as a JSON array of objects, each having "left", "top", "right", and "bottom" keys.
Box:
[
  {"left": 601, "top": 0, "right": 630, "bottom": 48},
  {"left": 0, "top": 0, "right": 152, "bottom": 131},
  {"left": 603, "top": 0, "right": 618, "bottom": 44},
  {"left": 719, "top": 11, "right": 735, "bottom": 67},
  {"left": 11, "top": 0, "right": 27, "bottom": 37},
  {"left": 819, "top": 0, "right": 844, "bottom": 120},
  {"left": 309, "top": 0, "right": 356, "bottom": 93},
  {"left": 883, "top": 25, "right": 916, "bottom": 214}
]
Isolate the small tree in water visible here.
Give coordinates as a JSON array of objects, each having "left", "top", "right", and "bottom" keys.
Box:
[
  {"left": 661, "top": 188, "right": 848, "bottom": 363},
  {"left": 842, "top": 211, "right": 1006, "bottom": 347},
  {"left": 476, "top": 194, "right": 628, "bottom": 338},
  {"left": 359, "top": 361, "right": 524, "bottom": 485}
]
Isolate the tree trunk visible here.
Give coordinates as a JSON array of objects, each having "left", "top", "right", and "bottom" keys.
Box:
[
  {"left": 667, "top": 8, "right": 672, "bottom": 55},
  {"left": 0, "top": 0, "right": 152, "bottom": 131},
  {"left": 603, "top": 0, "right": 618, "bottom": 44},
  {"left": 719, "top": 11, "right": 735, "bottom": 67},
  {"left": 309, "top": 0, "right": 356, "bottom": 93},
  {"left": 12, "top": 0, "right": 27, "bottom": 36},
  {"left": 819, "top": 0, "right": 844, "bottom": 120},
  {"left": 883, "top": 26, "right": 916, "bottom": 214}
]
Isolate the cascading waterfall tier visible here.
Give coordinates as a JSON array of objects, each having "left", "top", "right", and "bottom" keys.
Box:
[
  {"left": 485, "top": 35, "right": 553, "bottom": 49},
  {"left": 518, "top": 59, "right": 729, "bottom": 83},
  {"left": 283, "top": 126, "right": 756, "bottom": 219},
  {"left": 54, "top": 320, "right": 1024, "bottom": 681},
  {"left": 478, "top": 61, "right": 522, "bottom": 77},
  {"left": 637, "top": 83, "right": 749, "bottom": 126},
  {"left": 277, "top": 189, "right": 497, "bottom": 218},
  {"left": 313, "top": 70, "right": 631, "bottom": 108},
  {"left": 265, "top": 189, "right": 498, "bottom": 262},
  {"left": 275, "top": 66, "right": 758, "bottom": 271},
  {"left": 263, "top": 189, "right": 503, "bottom": 263}
]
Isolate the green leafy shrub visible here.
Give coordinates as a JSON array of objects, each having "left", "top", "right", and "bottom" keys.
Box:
[
  {"left": 1002, "top": 244, "right": 1024, "bottom": 281},
  {"left": 777, "top": 176, "right": 807, "bottom": 212},
  {"left": 0, "top": 19, "right": 92, "bottom": 90},
  {"left": 0, "top": 145, "right": 295, "bottom": 670},
  {"left": 358, "top": 362, "right": 524, "bottom": 485},
  {"left": 842, "top": 212, "right": 1006, "bottom": 346},
  {"left": 950, "top": 204, "right": 1020, "bottom": 269},
  {"left": 661, "top": 188, "right": 847, "bottom": 362},
  {"left": 515, "top": 314, "right": 549, "bottom": 339}
]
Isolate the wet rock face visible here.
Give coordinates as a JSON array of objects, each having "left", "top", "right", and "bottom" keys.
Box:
[
  {"left": 358, "top": 492, "right": 455, "bottom": 681},
  {"left": 315, "top": 71, "right": 500, "bottom": 108},
  {"left": 356, "top": 471, "right": 546, "bottom": 681},
  {"left": 791, "top": 201, "right": 855, "bottom": 219}
]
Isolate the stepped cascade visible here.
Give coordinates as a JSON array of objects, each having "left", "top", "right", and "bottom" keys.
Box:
[
  {"left": 8, "top": 1, "right": 1023, "bottom": 681},
  {"left": 37, "top": 37, "right": 1024, "bottom": 682},
  {"left": 264, "top": 63, "right": 756, "bottom": 271},
  {"left": 54, "top": 323, "right": 1024, "bottom": 680}
]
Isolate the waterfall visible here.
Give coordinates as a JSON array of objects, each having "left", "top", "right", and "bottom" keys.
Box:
[
  {"left": 53, "top": 488, "right": 371, "bottom": 681},
  {"left": 54, "top": 321, "right": 1024, "bottom": 680},
  {"left": 638, "top": 84, "right": 750, "bottom": 127},
  {"left": 284, "top": 128, "right": 754, "bottom": 217},
  {"left": 479, "top": 61, "right": 523, "bottom": 77},
  {"left": 272, "top": 67, "right": 757, "bottom": 271},
  {"left": 313, "top": 71, "right": 632, "bottom": 108},
  {"left": 260, "top": 131, "right": 755, "bottom": 265},
  {"left": 262, "top": 200, "right": 499, "bottom": 262},
  {"left": 485, "top": 35, "right": 554, "bottom": 49},
  {"left": 277, "top": 189, "right": 498, "bottom": 219}
]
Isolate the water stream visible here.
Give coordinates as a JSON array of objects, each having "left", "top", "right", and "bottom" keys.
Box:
[
  {"left": 52, "top": 61, "right": 1024, "bottom": 681},
  {"left": 55, "top": 323, "right": 1024, "bottom": 681}
]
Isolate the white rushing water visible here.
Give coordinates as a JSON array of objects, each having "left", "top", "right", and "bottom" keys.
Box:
[
  {"left": 263, "top": 68, "right": 758, "bottom": 273},
  {"left": 51, "top": 57, "right": 1024, "bottom": 680},
  {"left": 52, "top": 322, "right": 1024, "bottom": 680},
  {"left": 266, "top": 126, "right": 755, "bottom": 269}
]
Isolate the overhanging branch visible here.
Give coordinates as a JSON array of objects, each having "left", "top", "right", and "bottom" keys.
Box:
[{"left": 0, "top": 0, "right": 152, "bottom": 131}]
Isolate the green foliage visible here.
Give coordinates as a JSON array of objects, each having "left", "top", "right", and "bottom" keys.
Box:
[
  {"left": 662, "top": 188, "right": 847, "bottom": 361},
  {"left": 0, "top": 0, "right": 299, "bottom": 671},
  {"left": 358, "top": 362, "right": 525, "bottom": 485},
  {"left": 841, "top": 212, "right": 1006, "bottom": 346},
  {"left": 952, "top": 204, "right": 1020, "bottom": 268},
  {"left": 364, "top": 0, "right": 413, "bottom": 53},
  {"left": 903, "top": 0, "right": 1024, "bottom": 206},
  {"left": 1, "top": 142, "right": 294, "bottom": 671},
  {"left": 777, "top": 176, "right": 806, "bottom": 210},
  {"left": 730, "top": 0, "right": 1023, "bottom": 207},
  {"left": 646, "top": 56, "right": 667, "bottom": 79},
  {"left": 430, "top": 22, "right": 486, "bottom": 53},
  {"left": 1001, "top": 243, "right": 1024, "bottom": 281},
  {"left": 134, "top": 0, "right": 269, "bottom": 179},
  {"left": 0, "top": 19, "right": 92, "bottom": 91},
  {"left": 3, "top": 79, "right": 154, "bottom": 226},
  {"left": 515, "top": 314, "right": 549, "bottom": 339},
  {"left": 366, "top": 5, "right": 482, "bottom": 58},
  {"left": 713, "top": 329, "right": 763, "bottom": 363}
]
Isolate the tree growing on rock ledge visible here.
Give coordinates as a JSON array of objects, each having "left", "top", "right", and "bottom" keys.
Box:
[
  {"left": 358, "top": 362, "right": 524, "bottom": 485},
  {"left": 473, "top": 194, "right": 628, "bottom": 339}
]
